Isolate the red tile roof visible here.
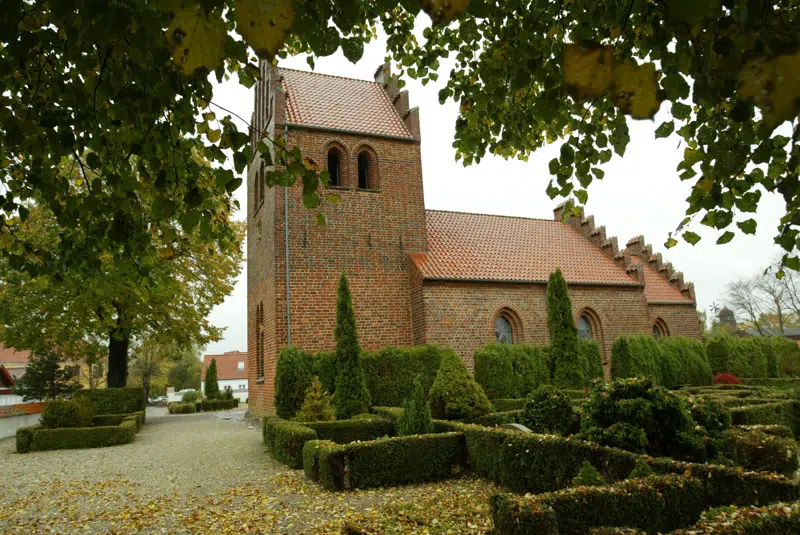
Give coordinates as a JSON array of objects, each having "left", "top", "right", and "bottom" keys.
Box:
[
  {"left": 202, "top": 351, "right": 248, "bottom": 381},
  {"left": 0, "top": 343, "right": 30, "bottom": 365},
  {"left": 279, "top": 68, "right": 413, "bottom": 139},
  {"left": 412, "top": 210, "right": 640, "bottom": 286},
  {"left": 639, "top": 261, "right": 694, "bottom": 304}
]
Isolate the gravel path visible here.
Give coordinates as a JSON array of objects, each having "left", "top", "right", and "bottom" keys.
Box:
[{"left": 0, "top": 407, "right": 498, "bottom": 534}]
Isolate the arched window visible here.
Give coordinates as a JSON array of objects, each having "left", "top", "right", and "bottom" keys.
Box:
[
  {"left": 578, "top": 315, "right": 593, "bottom": 340},
  {"left": 357, "top": 151, "right": 372, "bottom": 189},
  {"left": 652, "top": 319, "right": 669, "bottom": 340},
  {"left": 327, "top": 147, "right": 342, "bottom": 187},
  {"left": 495, "top": 314, "right": 514, "bottom": 344}
]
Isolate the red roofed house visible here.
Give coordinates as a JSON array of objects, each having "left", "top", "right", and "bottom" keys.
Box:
[
  {"left": 246, "top": 63, "right": 700, "bottom": 415},
  {"left": 201, "top": 351, "right": 249, "bottom": 401}
]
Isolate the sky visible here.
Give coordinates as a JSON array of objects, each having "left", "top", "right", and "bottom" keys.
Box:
[{"left": 201, "top": 29, "right": 787, "bottom": 356}]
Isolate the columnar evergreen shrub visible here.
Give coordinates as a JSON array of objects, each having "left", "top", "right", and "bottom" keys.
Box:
[
  {"left": 659, "top": 336, "right": 712, "bottom": 386},
  {"left": 627, "top": 460, "right": 654, "bottom": 479},
  {"left": 204, "top": 358, "right": 220, "bottom": 400},
  {"left": 706, "top": 335, "right": 769, "bottom": 378},
  {"left": 578, "top": 340, "right": 604, "bottom": 384},
  {"left": 397, "top": 374, "right": 434, "bottom": 436},
  {"left": 776, "top": 337, "right": 800, "bottom": 376},
  {"left": 295, "top": 376, "right": 335, "bottom": 423},
  {"left": 274, "top": 346, "right": 313, "bottom": 419},
  {"left": 429, "top": 348, "right": 491, "bottom": 420},
  {"left": 572, "top": 461, "right": 606, "bottom": 487},
  {"left": 611, "top": 335, "right": 665, "bottom": 384},
  {"left": 361, "top": 345, "right": 445, "bottom": 406},
  {"left": 522, "top": 385, "right": 576, "bottom": 435},
  {"left": 312, "top": 350, "right": 338, "bottom": 394},
  {"left": 547, "top": 269, "right": 584, "bottom": 388},
  {"left": 222, "top": 386, "right": 234, "bottom": 400},
  {"left": 474, "top": 342, "right": 549, "bottom": 399},
  {"left": 40, "top": 397, "right": 94, "bottom": 429},
  {"left": 333, "top": 272, "right": 371, "bottom": 420}
]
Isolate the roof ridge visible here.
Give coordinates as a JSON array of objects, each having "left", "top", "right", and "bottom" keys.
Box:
[
  {"left": 278, "top": 66, "right": 380, "bottom": 86},
  {"left": 425, "top": 208, "right": 556, "bottom": 223}
]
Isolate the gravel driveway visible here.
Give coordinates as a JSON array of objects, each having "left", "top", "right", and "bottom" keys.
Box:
[{"left": 0, "top": 407, "right": 497, "bottom": 534}]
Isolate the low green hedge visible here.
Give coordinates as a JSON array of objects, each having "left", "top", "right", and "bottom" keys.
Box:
[
  {"left": 168, "top": 402, "right": 196, "bottom": 414},
  {"left": 16, "top": 425, "right": 39, "bottom": 453},
  {"left": 492, "top": 470, "right": 800, "bottom": 535},
  {"left": 474, "top": 343, "right": 549, "bottom": 399},
  {"left": 671, "top": 500, "right": 800, "bottom": 534},
  {"left": 92, "top": 411, "right": 145, "bottom": 429},
  {"left": 737, "top": 424, "right": 794, "bottom": 438},
  {"left": 370, "top": 406, "right": 403, "bottom": 420},
  {"left": 469, "top": 410, "right": 523, "bottom": 427},
  {"left": 304, "top": 432, "right": 465, "bottom": 490},
  {"left": 730, "top": 400, "right": 800, "bottom": 435},
  {"left": 492, "top": 398, "right": 525, "bottom": 411},
  {"left": 196, "top": 399, "right": 237, "bottom": 412},
  {"left": 725, "top": 427, "right": 799, "bottom": 475},
  {"left": 73, "top": 387, "right": 145, "bottom": 415},
  {"left": 300, "top": 418, "right": 394, "bottom": 443},
  {"left": 18, "top": 420, "right": 137, "bottom": 453},
  {"left": 263, "top": 418, "right": 317, "bottom": 469},
  {"left": 562, "top": 389, "right": 590, "bottom": 400},
  {"left": 741, "top": 377, "right": 800, "bottom": 389}
]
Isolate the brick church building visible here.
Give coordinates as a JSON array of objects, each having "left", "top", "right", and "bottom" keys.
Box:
[{"left": 246, "top": 63, "right": 701, "bottom": 415}]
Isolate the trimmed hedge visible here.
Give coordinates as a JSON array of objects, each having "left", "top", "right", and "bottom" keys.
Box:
[
  {"left": 492, "top": 398, "right": 525, "bottom": 411},
  {"left": 578, "top": 340, "right": 605, "bottom": 385},
  {"left": 725, "top": 427, "right": 799, "bottom": 475},
  {"left": 92, "top": 413, "right": 139, "bottom": 427},
  {"left": 362, "top": 345, "right": 446, "bottom": 407},
  {"left": 474, "top": 342, "right": 549, "bottom": 399},
  {"left": 611, "top": 335, "right": 669, "bottom": 385},
  {"left": 741, "top": 377, "right": 800, "bottom": 389},
  {"left": 16, "top": 425, "right": 38, "bottom": 453},
  {"left": 300, "top": 418, "right": 395, "bottom": 443},
  {"left": 470, "top": 410, "right": 523, "bottom": 427},
  {"left": 196, "top": 399, "right": 237, "bottom": 412},
  {"left": 73, "top": 387, "right": 144, "bottom": 415},
  {"left": 263, "top": 418, "right": 318, "bottom": 469},
  {"left": 706, "top": 335, "right": 770, "bottom": 378},
  {"left": 168, "top": 402, "right": 196, "bottom": 414},
  {"left": 737, "top": 424, "right": 794, "bottom": 438},
  {"left": 671, "top": 500, "right": 800, "bottom": 534},
  {"left": 730, "top": 400, "right": 800, "bottom": 435},
  {"left": 660, "top": 336, "right": 712, "bottom": 386},
  {"left": 18, "top": 420, "right": 137, "bottom": 453},
  {"left": 370, "top": 406, "right": 403, "bottom": 420},
  {"left": 303, "top": 432, "right": 465, "bottom": 490}
]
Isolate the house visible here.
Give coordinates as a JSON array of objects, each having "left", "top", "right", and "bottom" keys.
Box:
[
  {"left": 246, "top": 63, "right": 701, "bottom": 415},
  {"left": 201, "top": 351, "right": 248, "bottom": 401},
  {"left": 0, "top": 364, "right": 45, "bottom": 439}
]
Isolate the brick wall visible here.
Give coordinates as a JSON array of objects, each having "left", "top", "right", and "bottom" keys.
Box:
[{"left": 647, "top": 304, "right": 703, "bottom": 340}]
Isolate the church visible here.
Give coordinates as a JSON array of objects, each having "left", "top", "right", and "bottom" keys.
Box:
[{"left": 246, "top": 63, "right": 701, "bottom": 415}]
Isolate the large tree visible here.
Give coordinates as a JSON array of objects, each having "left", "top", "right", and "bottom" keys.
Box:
[
  {"left": 0, "top": 203, "right": 243, "bottom": 387},
  {"left": 129, "top": 338, "right": 180, "bottom": 402},
  {"left": 2, "top": 1, "right": 800, "bottom": 276},
  {"left": 167, "top": 349, "right": 204, "bottom": 392}
]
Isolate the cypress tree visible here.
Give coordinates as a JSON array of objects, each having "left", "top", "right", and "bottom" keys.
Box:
[
  {"left": 334, "top": 271, "right": 371, "bottom": 419},
  {"left": 428, "top": 349, "right": 491, "bottom": 420},
  {"left": 204, "top": 358, "right": 220, "bottom": 400},
  {"left": 397, "top": 374, "right": 434, "bottom": 436},
  {"left": 274, "top": 347, "right": 313, "bottom": 419},
  {"left": 296, "top": 376, "right": 335, "bottom": 422},
  {"left": 547, "top": 269, "right": 584, "bottom": 388}
]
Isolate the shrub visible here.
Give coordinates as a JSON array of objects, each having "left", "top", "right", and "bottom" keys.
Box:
[
  {"left": 168, "top": 402, "right": 196, "bottom": 414},
  {"left": 611, "top": 335, "right": 667, "bottom": 385},
  {"left": 581, "top": 378, "right": 706, "bottom": 461},
  {"left": 73, "top": 387, "right": 144, "bottom": 415},
  {"left": 776, "top": 337, "right": 800, "bottom": 377},
  {"left": 474, "top": 342, "right": 549, "bottom": 399},
  {"left": 370, "top": 406, "right": 404, "bottom": 420},
  {"left": 688, "top": 396, "right": 732, "bottom": 434},
  {"left": 16, "top": 425, "right": 39, "bottom": 453},
  {"left": 492, "top": 398, "right": 525, "bottom": 411},
  {"left": 730, "top": 401, "right": 800, "bottom": 436},
  {"left": 312, "top": 350, "right": 338, "bottom": 394},
  {"left": 334, "top": 272, "right": 371, "bottom": 420},
  {"left": 263, "top": 418, "right": 318, "bottom": 468},
  {"left": 305, "top": 432, "right": 465, "bottom": 490},
  {"left": 92, "top": 414, "right": 126, "bottom": 426},
  {"left": 429, "top": 348, "right": 491, "bottom": 420},
  {"left": 522, "top": 385, "right": 576, "bottom": 435},
  {"left": 361, "top": 345, "right": 445, "bottom": 407},
  {"left": 660, "top": 336, "right": 713, "bottom": 386},
  {"left": 741, "top": 377, "right": 800, "bottom": 389},
  {"left": 40, "top": 397, "right": 94, "bottom": 429},
  {"left": 274, "top": 346, "right": 314, "bottom": 420},
  {"left": 676, "top": 501, "right": 800, "bottom": 534},
  {"left": 572, "top": 461, "right": 606, "bottom": 487},
  {"left": 547, "top": 269, "right": 584, "bottom": 388},
  {"left": 29, "top": 423, "right": 136, "bottom": 452},
  {"left": 627, "top": 459, "right": 654, "bottom": 479},
  {"left": 707, "top": 335, "right": 770, "bottom": 378},
  {"left": 470, "top": 410, "right": 523, "bottom": 427},
  {"left": 725, "top": 427, "right": 799, "bottom": 475},
  {"left": 302, "top": 418, "right": 395, "bottom": 444},
  {"left": 222, "top": 386, "right": 234, "bottom": 400},
  {"left": 397, "top": 374, "right": 434, "bottom": 436},
  {"left": 12, "top": 351, "right": 80, "bottom": 401},
  {"left": 738, "top": 424, "right": 794, "bottom": 438},
  {"left": 196, "top": 399, "right": 236, "bottom": 411},
  {"left": 578, "top": 340, "right": 604, "bottom": 385},
  {"left": 181, "top": 390, "right": 199, "bottom": 403},
  {"left": 714, "top": 372, "right": 741, "bottom": 384},
  {"left": 295, "top": 376, "right": 335, "bottom": 422},
  {"left": 204, "top": 358, "right": 220, "bottom": 399}
]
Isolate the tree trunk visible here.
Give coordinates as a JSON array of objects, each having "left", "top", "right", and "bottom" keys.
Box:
[
  {"left": 143, "top": 374, "right": 151, "bottom": 404},
  {"left": 107, "top": 326, "right": 130, "bottom": 388}
]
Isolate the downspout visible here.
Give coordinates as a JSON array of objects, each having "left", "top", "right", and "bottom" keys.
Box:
[{"left": 284, "top": 124, "right": 292, "bottom": 345}]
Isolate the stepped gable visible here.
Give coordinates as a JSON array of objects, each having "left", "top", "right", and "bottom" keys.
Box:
[{"left": 554, "top": 201, "right": 695, "bottom": 304}]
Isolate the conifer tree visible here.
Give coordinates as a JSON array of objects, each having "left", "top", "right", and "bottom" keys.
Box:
[
  {"left": 429, "top": 349, "right": 491, "bottom": 420},
  {"left": 397, "top": 375, "right": 434, "bottom": 436},
  {"left": 572, "top": 461, "right": 606, "bottom": 487},
  {"left": 547, "top": 269, "right": 584, "bottom": 388},
  {"left": 13, "top": 351, "right": 80, "bottom": 401},
  {"left": 296, "top": 376, "right": 335, "bottom": 422},
  {"left": 334, "top": 272, "right": 371, "bottom": 419},
  {"left": 204, "top": 358, "right": 220, "bottom": 400}
]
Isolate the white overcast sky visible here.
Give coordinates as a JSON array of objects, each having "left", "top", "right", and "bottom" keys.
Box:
[{"left": 202, "top": 27, "right": 787, "bottom": 356}]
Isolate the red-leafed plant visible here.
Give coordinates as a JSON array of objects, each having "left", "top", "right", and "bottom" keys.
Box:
[{"left": 713, "top": 373, "right": 741, "bottom": 385}]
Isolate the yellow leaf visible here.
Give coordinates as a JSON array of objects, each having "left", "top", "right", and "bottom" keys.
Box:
[
  {"left": 421, "top": 0, "right": 469, "bottom": 24},
  {"left": 564, "top": 44, "right": 614, "bottom": 98},
  {"left": 159, "top": 246, "right": 175, "bottom": 260},
  {"left": 739, "top": 51, "right": 800, "bottom": 125},
  {"left": 207, "top": 129, "right": 221, "bottom": 143},
  {"left": 166, "top": 8, "right": 227, "bottom": 76},
  {"left": 612, "top": 60, "right": 661, "bottom": 119},
  {"left": 235, "top": 0, "right": 294, "bottom": 59},
  {"left": 695, "top": 178, "right": 713, "bottom": 193}
]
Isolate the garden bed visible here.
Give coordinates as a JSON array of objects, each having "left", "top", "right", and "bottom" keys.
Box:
[{"left": 16, "top": 414, "right": 140, "bottom": 453}]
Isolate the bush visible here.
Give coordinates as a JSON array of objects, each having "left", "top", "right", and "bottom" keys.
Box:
[
  {"left": 295, "top": 376, "right": 335, "bottom": 422},
  {"left": 16, "top": 425, "right": 39, "bottom": 453},
  {"left": 713, "top": 372, "right": 741, "bottom": 384},
  {"left": 547, "top": 269, "right": 583, "bottom": 388},
  {"left": 581, "top": 378, "right": 706, "bottom": 460},
  {"left": 627, "top": 459, "right": 654, "bottom": 479},
  {"left": 168, "top": 402, "right": 196, "bottom": 413},
  {"left": 725, "top": 427, "right": 799, "bottom": 475},
  {"left": 263, "top": 418, "right": 318, "bottom": 468},
  {"left": 181, "top": 390, "right": 199, "bottom": 403},
  {"left": 40, "top": 397, "right": 94, "bottom": 429},
  {"left": 470, "top": 410, "right": 523, "bottom": 427},
  {"left": 333, "top": 272, "right": 371, "bottom": 420},
  {"left": 312, "top": 350, "right": 338, "bottom": 394},
  {"left": 741, "top": 377, "right": 800, "bottom": 389},
  {"left": 660, "top": 336, "right": 713, "bottom": 386},
  {"left": 522, "top": 385, "right": 576, "bottom": 436},
  {"left": 776, "top": 337, "right": 800, "bottom": 377},
  {"left": 738, "top": 424, "right": 794, "bottom": 438},
  {"left": 222, "top": 386, "right": 234, "bottom": 400},
  {"left": 196, "top": 399, "right": 236, "bottom": 411},
  {"left": 305, "top": 432, "right": 465, "bottom": 490},
  {"left": 274, "top": 346, "right": 314, "bottom": 419},
  {"left": 572, "top": 461, "right": 606, "bottom": 487},
  {"left": 730, "top": 401, "right": 800, "bottom": 436},
  {"left": 492, "top": 398, "right": 525, "bottom": 411},
  {"left": 677, "top": 500, "right": 800, "bottom": 534},
  {"left": 429, "top": 348, "right": 491, "bottom": 420},
  {"left": 610, "top": 335, "right": 668, "bottom": 385},
  {"left": 397, "top": 374, "right": 434, "bottom": 436},
  {"left": 73, "top": 387, "right": 144, "bottom": 415},
  {"left": 578, "top": 340, "right": 604, "bottom": 385},
  {"left": 688, "top": 396, "right": 732, "bottom": 434},
  {"left": 29, "top": 423, "right": 136, "bottom": 452},
  {"left": 361, "top": 345, "right": 445, "bottom": 407},
  {"left": 302, "top": 418, "right": 395, "bottom": 444},
  {"left": 204, "top": 358, "right": 220, "bottom": 399},
  {"left": 707, "top": 335, "right": 770, "bottom": 378},
  {"left": 92, "top": 414, "right": 126, "bottom": 426},
  {"left": 474, "top": 342, "right": 549, "bottom": 399}
]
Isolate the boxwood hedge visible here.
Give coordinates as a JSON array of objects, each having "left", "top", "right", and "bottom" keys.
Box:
[
  {"left": 671, "top": 500, "right": 800, "bottom": 534},
  {"left": 300, "top": 418, "right": 394, "bottom": 443},
  {"left": 73, "top": 387, "right": 144, "bottom": 415},
  {"left": 474, "top": 342, "right": 549, "bottom": 399},
  {"left": 17, "top": 419, "right": 138, "bottom": 453}
]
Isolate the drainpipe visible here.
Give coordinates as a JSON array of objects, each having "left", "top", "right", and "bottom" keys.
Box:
[{"left": 284, "top": 124, "right": 292, "bottom": 346}]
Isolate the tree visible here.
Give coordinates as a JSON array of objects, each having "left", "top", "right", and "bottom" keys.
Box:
[
  {"left": 129, "top": 338, "right": 178, "bottom": 403},
  {"left": 397, "top": 374, "right": 434, "bottom": 436},
  {"left": 333, "top": 272, "right": 371, "bottom": 420},
  {"left": 0, "top": 204, "right": 243, "bottom": 387},
  {"left": 204, "top": 358, "right": 220, "bottom": 400},
  {"left": 3, "top": 1, "right": 800, "bottom": 280},
  {"left": 295, "top": 376, "right": 335, "bottom": 422},
  {"left": 428, "top": 348, "right": 491, "bottom": 421},
  {"left": 167, "top": 349, "right": 203, "bottom": 392},
  {"left": 13, "top": 352, "right": 81, "bottom": 401},
  {"left": 547, "top": 269, "right": 583, "bottom": 388}
]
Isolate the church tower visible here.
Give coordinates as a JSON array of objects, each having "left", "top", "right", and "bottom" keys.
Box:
[{"left": 246, "top": 62, "right": 427, "bottom": 415}]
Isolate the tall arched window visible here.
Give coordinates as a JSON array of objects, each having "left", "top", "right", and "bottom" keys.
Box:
[
  {"left": 578, "top": 315, "right": 593, "bottom": 340},
  {"left": 652, "top": 318, "right": 669, "bottom": 340},
  {"left": 357, "top": 151, "right": 372, "bottom": 189},
  {"left": 327, "top": 147, "right": 342, "bottom": 187},
  {"left": 495, "top": 314, "right": 514, "bottom": 344}
]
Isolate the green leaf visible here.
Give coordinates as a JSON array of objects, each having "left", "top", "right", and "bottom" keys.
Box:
[
  {"left": 716, "top": 231, "right": 734, "bottom": 244},
  {"left": 325, "top": 193, "right": 341, "bottom": 203},
  {"left": 548, "top": 158, "right": 560, "bottom": 175},
  {"left": 737, "top": 219, "right": 757, "bottom": 234},
  {"left": 152, "top": 196, "right": 176, "bottom": 219},
  {"left": 167, "top": 8, "right": 227, "bottom": 75},
  {"left": 235, "top": 0, "right": 294, "bottom": 59},
  {"left": 207, "top": 129, "right": 221, "bottom": 143},
  {"left": 86, "top": 152, "right": 102, "bottom": 169},
  {"left": 671, "top": 102, "right": 692, "bottom": 120},
  {"left": 655, "top": 121, "right": 675, "bottom": 139},
  {"left": 683, "top": 231, "right": 701, "bottom": 245},
  {"left": 575, "top": 189, "right": 588, "bottom": 204},
  {"left": 665, "top": 236, "right": 678, "bottom": 249},
  {"left": 315, "top": 212, "right": 328, "bottom": 226}
]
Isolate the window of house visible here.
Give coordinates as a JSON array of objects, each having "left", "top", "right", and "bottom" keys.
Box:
[
  {"left": 653, "top": 319, "right": 668, "bottom": 340},
  {"left": 578, "top": 315, "right": 593, "bottom": 340},
  {"left": 237, "top": 361, "right": 244, "bottom": 371},
  {"left": 652, "top": 324, "right": 662, "bottom": 340},
  {"left": 495, "top": 314, "right": 513, "bottom": 344},
  {"left": 328, "top": 148, "right": 342, "bottom": 187},
  {"left": 357, "top": 151, "right": 372, "bottom": 189}
]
